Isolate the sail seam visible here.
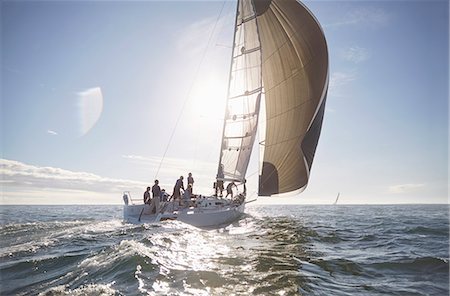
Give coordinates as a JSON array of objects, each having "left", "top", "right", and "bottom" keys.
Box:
[
  {"left": 269, "top": 0, "right": 329, "bottom": 132},
  {"left": 266, "top": 97, "right": 314, "bottom": 121},
  {"left": 260, "top": 2, "right": 323, "bottom": 80},
  {"left": 263, "top": 134, "right": 304, "bottom": 148}
]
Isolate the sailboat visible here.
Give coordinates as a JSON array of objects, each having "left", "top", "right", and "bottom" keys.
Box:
[
  {"left": 334, "top": 193, "right": 340, "bottom": 205},
  {"left": 123, "top": 0, "right": 329, "bottom": 227}
]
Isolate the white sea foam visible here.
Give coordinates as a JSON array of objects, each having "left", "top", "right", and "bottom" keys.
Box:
[
  {"left": 77, "top": 239, "right": 155, "bottom": 270},
  {"left": 38, "top": 282, "right": 116, "bottom": 296}
]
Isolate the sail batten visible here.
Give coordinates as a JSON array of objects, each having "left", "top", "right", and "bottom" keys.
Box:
[{"left": 229, "top": 87, "right": 262, "bottom": 99}]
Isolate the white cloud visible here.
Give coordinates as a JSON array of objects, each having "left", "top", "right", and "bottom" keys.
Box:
[
  {"left": 329, "top": 71, "right": 357, "bottom": 97},
  {"left": 47, "top": 130, "right": 58, "bottom": 136},
  {"left": 388, "top": 183, "right": 425, "bottom": 194},
  {"left": 330, "top": 72, "right": 356, "bottom": 87},
  {"left": 0, "top": 159, "right": 146, "bottom": 203},
  {"left": 325, "top": 7, "right": 389, "bottom": 29},
  {"left": 341, "top": 46, "right": 370, "bottom": 64},
  {"left": 0, "top": 154, "right": 227, "bottom": 204}
]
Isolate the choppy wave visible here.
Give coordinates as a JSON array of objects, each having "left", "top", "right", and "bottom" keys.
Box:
[{"left": 0, "top": 204, "right": 448, "bottom": 295}]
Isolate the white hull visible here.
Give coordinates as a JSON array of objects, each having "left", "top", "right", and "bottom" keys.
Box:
[
  {"left": 123, "top": 196, "right": 245, "bottom": 228},
  {"left": 177, "top": 203, "right": 245, "bottom": 228},
  {"left": 123, "top": 204, "right": 177, "bottom": 224}
]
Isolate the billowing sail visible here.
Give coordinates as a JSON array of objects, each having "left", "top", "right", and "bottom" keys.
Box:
[
  {"left": 217, "top": 0, "right": 263, "bottom": 182},
  {"left": 256, "top": 0, "right": 329, "bottom": 195},
  {"left": 217, "top": 0, "right": 328, "bottom": 195}
]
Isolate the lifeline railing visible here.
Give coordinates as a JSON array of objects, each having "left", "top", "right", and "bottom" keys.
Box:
[{"left": 122, "top": 191, "right": 144, "bottom": 205}]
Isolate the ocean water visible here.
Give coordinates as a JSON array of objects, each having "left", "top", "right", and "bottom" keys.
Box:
[{"left": 0, "top": 204, "right": 448, "bottom": 296}]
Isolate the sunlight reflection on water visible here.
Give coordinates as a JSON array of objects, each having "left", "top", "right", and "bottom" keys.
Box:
[{"left": 1, "top": 205, "right": 448, "bottom": 295}]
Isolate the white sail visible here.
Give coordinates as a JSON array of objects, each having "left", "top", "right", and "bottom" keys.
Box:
[
  {"left": 334, "top": 193, "right": 340, "bottom": 205},
  {"left": 217, "top": 0, "right": 263, "bottom": 183}
]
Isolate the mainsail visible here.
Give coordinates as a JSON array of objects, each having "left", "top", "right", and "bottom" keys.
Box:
[
  {"left": 218, "top": 0, "right": 329, "bottom": 196},
  {"left": 217, "top": 0, "right": 263, "bottom": 182}
]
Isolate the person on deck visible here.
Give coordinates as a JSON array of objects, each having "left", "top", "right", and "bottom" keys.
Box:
[
  {"left": 187, "top": 173, "right": 194, "bottom": 194},
  {"left": 243, "top": 179, "right": 247, "bottom": 195},
  {"left": 183, "top": 185, "right": 192, "bottom": 208},
  {"left": 151, "top": 180, "right": 161, "bottom": 214},
  {"left": 215, "top": 164, "right": 225, "bottom": 197},
  {"left": 161, "top": 189, "right": 169, "bottom": 202},
  {"left": 143, "top": 187, "right": 151, "bottom": 204},
  {"left": 226, "top": 182, "right": 237, "bottom": 198},
  {"left": 216, "top": 180, "right": 224, "bottom": 197},
  {"left": 172, "top": 176, "right": 185, "bottom": 200}
]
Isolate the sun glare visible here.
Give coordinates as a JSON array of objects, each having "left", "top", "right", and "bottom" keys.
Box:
[{"left": 190, "top": 75, "right": 227, "bottom": 120}]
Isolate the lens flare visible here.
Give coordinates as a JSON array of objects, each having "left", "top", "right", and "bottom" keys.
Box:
[{"left": 77, "top": 87, "right": 103, "bottom": 136}]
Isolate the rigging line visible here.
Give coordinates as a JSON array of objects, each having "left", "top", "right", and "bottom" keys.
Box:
[
  {"left": 246, "top": 170, "right": 259, "bottom": 180},
  {"left": 154, "top": 0, "right": 228, "bottom": 180}
]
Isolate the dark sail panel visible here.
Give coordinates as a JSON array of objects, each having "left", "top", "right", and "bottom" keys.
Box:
[
  {"left": 301, "top": 92, "right": 327, "bottom": 170},
  {"left": 259, "top": 161, "right": 279, "bottom": 195}
]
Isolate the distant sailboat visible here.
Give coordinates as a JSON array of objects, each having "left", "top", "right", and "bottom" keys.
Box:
[
  {"left": 123, "top": 0, "right": 329, "bottom": 227},
  {"left": 333, "top": 193, "right": 340, "bottom": 205}
]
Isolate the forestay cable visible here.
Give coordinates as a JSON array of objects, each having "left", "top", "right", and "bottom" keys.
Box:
[{"left": 154, "top": 1, "right": 228, "bottom": 180}]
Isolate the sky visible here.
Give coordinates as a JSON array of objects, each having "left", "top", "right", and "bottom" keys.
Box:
[{"left": 1, "top": 0, "right": 448, "bottom": 205}]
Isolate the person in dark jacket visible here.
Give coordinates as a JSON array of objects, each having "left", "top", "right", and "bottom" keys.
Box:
[
  {"left": 150, "top": 180, "right": 161, "bottom": 214},
  {"left": 173, "top": 176, "right": 184, "bottom": 200},
  {"left": 152, "top": 180, "right": 161, "bottom": 200},
  {"left": 143, "top": 187, "right": 151, "bottom": 204},
  {"left": 226, "top": 182, "right": 237, "bottom": 198}
]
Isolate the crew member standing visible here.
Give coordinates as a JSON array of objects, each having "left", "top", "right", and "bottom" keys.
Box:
[
  {"left": 187, "top": 173, "right": 194, "bottom": 194},
  {"left": 143, "top": 187, "right": 151, "bottom": 204},
  {"left": 215, "top": 164, "right": 224, "bottom": 197},
  {"left": 151, "top": 180, "right": 161, "bottom": 214},
  {"left": 173, "top": 176, "right": 185, "bottom": 200}
]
